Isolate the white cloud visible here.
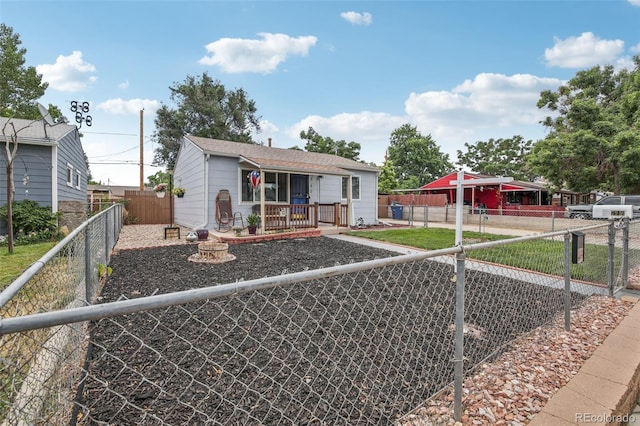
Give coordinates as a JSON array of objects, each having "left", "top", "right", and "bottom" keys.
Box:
[
  {"left": 630, "top": 43, "right": 640, "bottom": 54},
  {"left": 544, "top": 32, "right": 624, "bottom": 68},
  {"left": 403, "top": 73, "right": 563, "bottom": 158},
  {"left": 118, "top": 80, "right": 130, "bottom": 90},
  {"left": 629, "top": 0, "right": 640, "bottom": 6},
  {"left": 273, "top": 73, "right": 565, "bottom": 165},
  {"left": 36, "top": 51, "right": 97, "bottom": 92},
  {"left": 340, "top": 11, "right": 373, "bottom": 26},
  {"left": 96, "top": 98, "right": 160, "bottom": 114},
  {"left": 285, "top": 112, "right": 406, "bottom": 163},
  {"left": 199, "top": 33, "right": 317, "bottom": 74}
]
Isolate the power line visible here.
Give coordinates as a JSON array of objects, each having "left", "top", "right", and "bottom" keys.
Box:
[
  {"left": 82, "top": 131, "right": 137, "bottom": 136},
  {"left": 89, "top": 161, "right": 159, "bottom": 167}
]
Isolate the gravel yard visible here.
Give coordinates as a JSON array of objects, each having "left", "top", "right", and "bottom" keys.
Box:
[{"left": 75, "top": 225, "right": 637, "bottom": 425}]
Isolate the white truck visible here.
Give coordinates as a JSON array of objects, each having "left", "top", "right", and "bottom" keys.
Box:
[{"left": 565, "top": 195, "right": 640, "bottom": 219}]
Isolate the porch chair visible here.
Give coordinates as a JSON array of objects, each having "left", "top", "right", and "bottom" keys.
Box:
[{"left": 215, "top": 189, "right": 243, "bottom": 232}]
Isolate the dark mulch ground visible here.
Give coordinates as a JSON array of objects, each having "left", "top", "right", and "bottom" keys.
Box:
[{"left": 78, "top": 236, "right": 588, "bottom": 425}]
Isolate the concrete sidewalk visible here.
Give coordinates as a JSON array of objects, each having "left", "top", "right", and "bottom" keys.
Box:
[{"left": 529, "top": 296, "right": 640, "bottom": 426}]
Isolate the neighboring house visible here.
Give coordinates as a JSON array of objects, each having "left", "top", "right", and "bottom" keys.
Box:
[
  {"left": 87, "top": 184, "right": 144, "bottom": 213},
  {"left": 419, "top": 171, "right": 553, "bottom": 210},
  {"left": 172, "top": 135, "right": 379, "bottom": 231},
  {"left": 0, "top": 116, "right": 88, "bottom": 232}
]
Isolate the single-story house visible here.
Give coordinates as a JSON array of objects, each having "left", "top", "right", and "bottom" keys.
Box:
[
  {"left": 419, "top": 171, "right": 553, "bottom": 210},
  {"left": 172, "top": 135, "right": 379, "bottom": 231},
  {"left": 0, "top": 116, "right": 88, "bottom": 232}
]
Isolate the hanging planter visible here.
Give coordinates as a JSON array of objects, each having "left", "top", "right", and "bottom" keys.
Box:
[
  {"left": 154, "top": 183, "right": 167, "bottom": 198},
  {"left": 173, "top": 187, "right": 185, "bottom": 198}
]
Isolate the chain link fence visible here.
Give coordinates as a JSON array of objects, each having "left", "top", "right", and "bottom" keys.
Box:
[
  {"left": 1, "top": 215, "right": 639, "bottom": 424},
  {"left": 0, "top": 204, "right": 122, "bottom": 425},
  {"left": 394, "top": 204, "right": 607, "bottom": 234}
]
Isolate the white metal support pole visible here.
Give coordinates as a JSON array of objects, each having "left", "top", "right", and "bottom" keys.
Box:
[{"left": 455, "top": 170, "right": 464, "bottom": 246}]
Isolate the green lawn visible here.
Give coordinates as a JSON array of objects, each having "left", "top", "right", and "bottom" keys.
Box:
[
  {"left": 346, "top": 227, "right": 620, "bottom": 284},
  {"left": 0, "top": 242, "right": 57, "bottom": 288},
  {"left": 345, "top": 227, "right": 513, "bottom": 250}
]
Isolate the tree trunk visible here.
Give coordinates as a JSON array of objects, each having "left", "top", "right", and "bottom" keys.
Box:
[{"left": 6, "top": 162, "right": 13, "bottom": 254}]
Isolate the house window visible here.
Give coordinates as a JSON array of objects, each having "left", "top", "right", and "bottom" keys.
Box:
[
  {"left": 66, "top": 164, "right": 73, "bottom": 187},
  {"left": 75, "top": 170, "right": 81, "bottom": 189},
  {"left": 342, "top": 176, "right": 360, "bottom": 200},
  {"left": 241, "top": 169, "right": 289, "bottom": 203}
]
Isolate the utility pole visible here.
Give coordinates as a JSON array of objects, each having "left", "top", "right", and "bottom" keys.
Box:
[{"left": 139, "top": 109, "right": 144, "bottom": 190}]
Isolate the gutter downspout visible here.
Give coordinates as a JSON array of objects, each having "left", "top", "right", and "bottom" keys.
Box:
[{"left": 196, "top": 154, "right": 210, "bottom": 229}]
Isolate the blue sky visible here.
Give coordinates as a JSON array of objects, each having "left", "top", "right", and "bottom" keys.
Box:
[{"left": 2, "top": 0, "right": 640, "bottom": 186}]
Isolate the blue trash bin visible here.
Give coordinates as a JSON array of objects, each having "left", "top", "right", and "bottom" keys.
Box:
[{"left": 391, "top": 203, "right": 403, "bottom": 220}]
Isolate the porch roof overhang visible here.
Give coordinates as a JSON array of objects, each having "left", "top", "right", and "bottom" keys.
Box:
[{"left": 238, "top": 155, "right": 353, "bottom": 176}]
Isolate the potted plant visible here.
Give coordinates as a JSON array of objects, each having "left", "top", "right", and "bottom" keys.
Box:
[
  {"left": 246, "top": 212, "right": 260, "bottom": 235},
  {"left": 154, "top": 183, "right": 168, "bottom": 198},
  {"left": 173, "top": 187, "right": 186, "bottom": 198}
]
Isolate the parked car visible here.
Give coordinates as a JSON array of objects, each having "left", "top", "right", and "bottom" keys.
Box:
[{"left": 565, "top": 195, "right": 640, "bottom": 219}]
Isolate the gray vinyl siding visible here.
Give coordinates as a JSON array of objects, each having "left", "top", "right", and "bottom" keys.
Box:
[
  {"left": 207, "top": 156, "right": 242, "bottom": 228},
  {"left": 173, "top": 139, "right": 206, "bottom": 229},
  {"left": 351, "top": 170, "right": 378, "bottom": 224},
  {"left": 314, "top": 170, "right": 378, "bottom": 225},
  {"left": 0, "top": 144, "right": 53, "bottom": 207},
  {"left": 57, "top": 132, "right": 87, "bottom": 203}
]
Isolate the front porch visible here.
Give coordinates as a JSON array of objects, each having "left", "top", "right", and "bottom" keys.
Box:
[{"left": 248, "top": 202, "right": 349, "bottom": 232}]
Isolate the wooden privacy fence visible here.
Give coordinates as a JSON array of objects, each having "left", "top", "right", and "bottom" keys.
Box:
[
  {"left": 378, "top": 194, "right": 448, "bottom": 218},
  {"left": 124, "top": 190, "right": 171, "bottom": 224}
]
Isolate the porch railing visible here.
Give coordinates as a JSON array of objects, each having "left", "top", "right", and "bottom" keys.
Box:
[
  {"left": 318, "top": 203, "right": 348, "bottom": 227},
  {"left": 261, "top": 203, "right": 319, "bottom": 231}
]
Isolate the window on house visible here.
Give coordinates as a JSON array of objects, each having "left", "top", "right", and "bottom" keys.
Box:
[
  {"left": 66, "top": 164, "right": 73, "bottom": 186},
  {"left": 75, "top": 170, "right": 81, "bottom": 189},
  {"left": 342, "top": 176, "right": 360, "bottom": 200},
  {"left": 241, "top": 169, "right": 289, "bottom": 203}
]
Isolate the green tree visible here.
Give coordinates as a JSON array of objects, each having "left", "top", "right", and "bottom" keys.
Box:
[
  {"left": 387, "top": 124, "right": 454, "bottom": 188},
  {"left": 0, "top": 24, "right": 48, "bottom": 119},
  {"left": 298, "top": 127, "right": 361, "bottom": 161},
  {"left": 377, "top": 158, "right": 398, "bottom": 193},
  {"left": 146, "top": 171, "right": 170, "bottom": 187},
  {"left": 529, "top": 57, "right": 640, "bottom": 194},
  {"left": 153, "top": 72, "right": 261, "bottom": 169},
  {"left": 456, "top": 136, "right": 535, "bottom": 181}
]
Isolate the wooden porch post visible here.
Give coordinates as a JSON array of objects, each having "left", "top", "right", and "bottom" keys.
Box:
[
  {"left": 259, "top": 170, "right": 266, "bottom": 231},
  {"left": 313, "top": 202, "right": 319, "bottom": 228}
]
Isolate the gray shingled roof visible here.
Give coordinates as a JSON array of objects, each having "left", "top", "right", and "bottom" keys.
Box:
[
  {"left": 0, "top": 117, "right": 76, "bottom": 144},
  {"left": 186, "top": 135, "right": 379, "bottom": 175}
]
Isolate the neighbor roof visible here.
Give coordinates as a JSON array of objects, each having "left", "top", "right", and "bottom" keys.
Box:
[
  {"left": 0, "top": 117, "right": 77, "bottom": 144},
  {"left": 186, "top": 135, "right": 379, "bottom": 176}
]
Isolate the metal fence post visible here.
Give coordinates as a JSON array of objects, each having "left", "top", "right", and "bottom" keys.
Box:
[
  {"left": 104, "top": 213, "right": 110, "bottom": 265},
  {"left": 453, "top": 250, "right": 465, "bottom": 422},
  {"left": 608, "top": 220, "right": 615, "bottom": 297},
  {"left": 564, "top": 233, "right": 571, "bottom": 331},
  {"left": 84, "top": 222, "right": 92, "bottom": 305},
  {"left": 423, "top": 205, "right": 428, "bottom": 227},
  {"left": 623, "top": 218, "right": 630, "bottom": 289},
  {"left": 551, "top": 210, "right": 555, "bottom": 232}
]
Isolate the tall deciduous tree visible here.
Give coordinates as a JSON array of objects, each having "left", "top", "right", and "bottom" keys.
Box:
[
  {"left": 0, "top": 24, "right": 48, "bottom": 119},
  {"left": 377, "top": 158, "right": 398, "bottom": 193},
  {"left": 456, "top": 136, "right": 535, "bottom": 181},
  {"left": 387, "top": 124, "right": 454, "bottom": 188},
  {"left": 529, "top": 56, "right": 640, "bottom": 194},
  {"left": 298, "top": 127, "right": 361, "bottom": 161},
  {"left": 153, "top": 72, "right": 261, "bottom": 169}
]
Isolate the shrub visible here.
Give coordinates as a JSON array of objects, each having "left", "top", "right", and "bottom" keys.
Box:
[{"left": 0, "top": 200, "right": 61, "bottom": 243}]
